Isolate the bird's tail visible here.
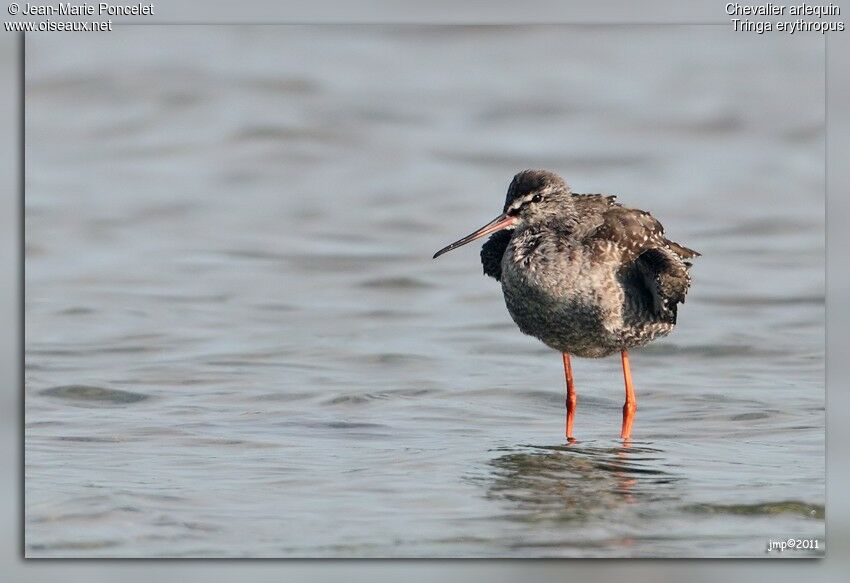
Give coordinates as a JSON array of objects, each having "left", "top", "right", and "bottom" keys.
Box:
[{"left": 666, "top": 240, "right": 701, "bottom": 260}]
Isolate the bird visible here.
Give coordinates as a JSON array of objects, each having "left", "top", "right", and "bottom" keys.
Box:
[{"left": 433, "top": 169, "right": 699, "bottom": 440}]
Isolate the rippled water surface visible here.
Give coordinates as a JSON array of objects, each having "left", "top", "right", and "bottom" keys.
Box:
[{"left": 25, "top": 27, "right": 825, "bottom": 557}]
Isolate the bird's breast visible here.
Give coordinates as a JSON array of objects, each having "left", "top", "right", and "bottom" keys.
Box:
[{"left": 499, "top": 239, "right": 626, "bottom": 356}]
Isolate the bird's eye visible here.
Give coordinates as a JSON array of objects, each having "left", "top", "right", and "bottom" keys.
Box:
[{"left": 531, "top": 194, "right": 542, "bottom": 203}]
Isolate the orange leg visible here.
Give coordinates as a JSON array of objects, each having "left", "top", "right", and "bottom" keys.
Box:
[
  {"left": 620, "top": 350, "right": 637, "bottom": 440},
  {"left": 562, "top": 353, "right": 577, "bottom": 441}
]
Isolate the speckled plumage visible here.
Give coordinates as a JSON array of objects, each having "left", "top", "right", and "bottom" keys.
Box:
[{"left": 481, "top": 170, "right": 699, "bottom": 358}]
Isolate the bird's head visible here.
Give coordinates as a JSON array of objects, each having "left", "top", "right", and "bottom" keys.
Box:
[
  {"left": 502, "top": 169, "right": 573, "bottom": 223},
  {"left": 433, "top": 169, "right": 573, "bottom": 259}
]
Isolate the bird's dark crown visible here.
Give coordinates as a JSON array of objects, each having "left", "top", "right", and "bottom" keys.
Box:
[{"left": 503, "top": 169, "right": 571, "bottom": 216}]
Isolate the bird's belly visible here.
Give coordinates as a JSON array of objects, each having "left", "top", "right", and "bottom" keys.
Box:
[{"left": 501, "top": 267, "right": 624, "bottom": 358}]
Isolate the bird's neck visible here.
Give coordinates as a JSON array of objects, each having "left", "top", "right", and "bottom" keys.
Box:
[{"left": 515, "top": 215, "right": 577, "bottom": 237}]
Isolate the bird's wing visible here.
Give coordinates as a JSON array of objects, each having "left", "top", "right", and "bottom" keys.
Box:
[
  {"left": 572, "top": 193, "right": 621, "bottom": 213},
  {"left": 586, "top": 205, "right": 667, "bottom": 263},
  {"left": 572, "top": 193, "right": 619, "bottom": 213},
  {"left": 568, "top": 194, "right": 621, "bottom": 240},
  {"left": 480, "top": 230, "right": 512, "bottom": 281},
  {"left": 585, "top": 206, "right": 699, "bottom": 320}
]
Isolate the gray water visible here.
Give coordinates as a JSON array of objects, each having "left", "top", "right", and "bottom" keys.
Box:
[{"left": 24, "top": 27, "right": 825, "bottom": 557}]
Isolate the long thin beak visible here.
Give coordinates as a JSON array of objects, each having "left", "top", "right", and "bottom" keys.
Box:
[{"left": 433, "top": 213, "right": 516, "bottom": 259}]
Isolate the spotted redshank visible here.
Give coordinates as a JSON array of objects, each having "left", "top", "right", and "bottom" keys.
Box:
[{"left": 433, "top": 170, "right": 699, "bottom": 440}]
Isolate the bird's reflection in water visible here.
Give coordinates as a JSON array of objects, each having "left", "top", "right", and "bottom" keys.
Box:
[{"left": 486, "top": 441, "right": 681, "bottom": 526}]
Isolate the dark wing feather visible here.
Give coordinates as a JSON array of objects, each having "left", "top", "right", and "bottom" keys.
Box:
[
  {"left": 480, "top": 230, "right": 512, "bottom": 281},
  {"left": 586, "top": 205, "right": 698, "bottom": 322},
  {"left": 588, "top": 206, "right": 667, "bottom": 263},
  {"left": 633, "top": 247, "right": 693, "bottom": 323}
]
